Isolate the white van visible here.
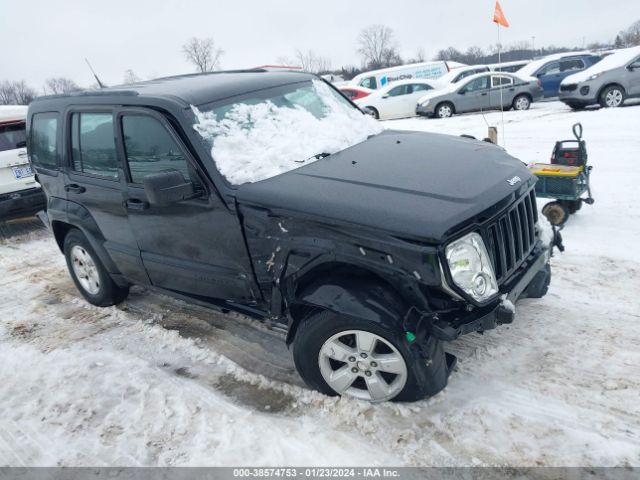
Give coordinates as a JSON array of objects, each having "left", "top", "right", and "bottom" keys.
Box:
[
  {"left": 0, "top": 106, "right": 46, "bottom": 220},
  {"left": 351, "top": 61, "right": 464, "bottom": 90}
]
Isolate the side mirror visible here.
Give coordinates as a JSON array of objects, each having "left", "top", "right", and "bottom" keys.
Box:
[
  {"left": 382, "top": 94, "right": 389, "bottom": 99},
  {"left": 143, "top": 170, "right": 196, "bottom": 206},
  {"left": 458, "top": 90, "right": 466, "bottom": 95},
  {"left": 16, "top": 140, "right": 27, "bottom": 149},
  {"left": 628, "top": 64, "right": 639, "bottom": 71}
]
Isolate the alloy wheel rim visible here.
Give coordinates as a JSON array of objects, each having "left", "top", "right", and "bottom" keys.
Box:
[
  {"left": 318, "top": 330, "right": 408, "bottom": 402},
  {"left": 606, "top": 89, "right": 622, "bottom": 107},
  {"left": 70, "top": 245, "right": 100, "bottom": 295}
]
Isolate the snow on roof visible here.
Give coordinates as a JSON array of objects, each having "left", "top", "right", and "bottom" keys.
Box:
[
  {"left": 518, "top": 51, "right": 595, "bottom": 78},
  {"left": 0, "top": 105, "right": 28, "bottom": 122},
  {"left": 562, "top": 46, "right": 640, "bottom": 85}
]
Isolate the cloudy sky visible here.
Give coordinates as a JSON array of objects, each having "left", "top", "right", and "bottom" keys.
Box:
[{"left": 2, "top": 0, "right": 639, "bottom": 88}]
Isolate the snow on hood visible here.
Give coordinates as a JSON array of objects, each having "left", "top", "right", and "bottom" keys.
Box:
[
  {"left": 562, "top": 46, "right": 640, "bottom": 85},
  {"left": 192, "top": 80, "right": 383, "bottom": 185}
]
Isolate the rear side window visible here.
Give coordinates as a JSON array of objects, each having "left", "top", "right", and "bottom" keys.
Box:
[
  {"left": 560, "top": 59, "right": 585, "bottom": 72},
  {"left": 492, "top": 76, "right": 513, "bottom": 87},
  {"left": 30, "top": 113, "right": 58, "bottom": 170},
  {"left": 71, "top": 113, "right": 118, "bottom": 179},
  {"left": 122, "top": 115, "right": 191, "bottom": 184},
  {"left": 0, "top": 122, "right": 26, "bottom": 153}
]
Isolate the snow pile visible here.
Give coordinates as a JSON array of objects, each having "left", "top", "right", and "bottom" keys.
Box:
[
  {"left": 562, "top": 46, "right": 640, "bottom": 84},
  {"left": 192, "top": 80, "right": 383, "bottom": 185}
]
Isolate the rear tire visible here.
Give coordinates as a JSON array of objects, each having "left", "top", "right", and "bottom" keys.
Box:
[
  {"left": 599, "top": 85, "right": 625, "bottom": 108},
  {"left": 63, "top": 229, "right": 129, "bottom": 307},
  {"left": 512, "top": 94, "right": 531, "bottom": 111},
  {"left": 542, "top": 201, "right": 570, "bottom": 226},
  {"left": 292, "top": 310, "right": 450, "bottom": 402}
]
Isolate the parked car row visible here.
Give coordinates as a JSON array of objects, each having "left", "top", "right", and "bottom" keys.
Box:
[{"left": 353, "top": 72, "right": 543, "bottom": 120}]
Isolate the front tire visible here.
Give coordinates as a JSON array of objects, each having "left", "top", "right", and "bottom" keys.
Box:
[
  {"left": 63, "top": 229, "right": 129, "bottom": 307},
  {"left": 512, "top": 94, "right": 531, "bottom": 111},
  {"left": 599, "top": 85, "right": 625, "bottom": 108},
  {"left": 292, "top": 310, "right": 450, "bottom": 402},
  {"left": 435, "top": 102, "right": 454, "bottom": 119},
  {"left": 363, "top": 106, "right": 379, "bottom": 119}
]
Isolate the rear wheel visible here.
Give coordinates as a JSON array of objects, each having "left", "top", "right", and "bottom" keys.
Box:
[
  {"left": 542, "top": 201, "right": 570, "bottom": 226},
  {"left": 292, "top": 310, "right": 450, "bottom": 402},
  {"left": 599, "top": 85, "right": 625, "bottom": 108},
  {"left": 435, "top": 102, "right": 454, "bottom": 119},
  {"left": 512, "top": 94, "right": 531, "bottom": 111},
  {"left": 64, "top": 229, "right": 129, "bottom": 306}
]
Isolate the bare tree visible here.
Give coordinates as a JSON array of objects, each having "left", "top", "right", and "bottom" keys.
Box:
[
  {"left": 294, "top": 50, "right": 332, "bottom": 73},
  {"left": 356, "top": 25, "right": 402, "bottom": 69},
  {"left": 123, "top": 69, "right": 141, "bottom": 84},
  {"left": 619, "top": 19, "right": 640, "bottom": 46},
  {"left": 0, "top": 80, "right": 37, "bottom": 105},
  {"left": 182, "top": 37, "right": 223, "bottom": 72},
  {"left": 44, "top": 77, "right": 80, "bottom": 95}
]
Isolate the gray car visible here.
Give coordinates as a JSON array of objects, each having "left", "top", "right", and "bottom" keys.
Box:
[
  {"left": 416, "top": 72, "right": 544, "bottom": 119},
  {"left": 559, "top": 46, "right": 640, "bottom": 110}
]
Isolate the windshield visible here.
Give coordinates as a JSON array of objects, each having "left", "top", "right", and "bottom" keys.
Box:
[{"left": 192, "top": 79, "right": 383, "bottom": 185}]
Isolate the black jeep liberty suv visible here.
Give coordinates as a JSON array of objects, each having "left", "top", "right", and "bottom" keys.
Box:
[{"left": 28, "top": 71, "right": 550, "bottom": 402}]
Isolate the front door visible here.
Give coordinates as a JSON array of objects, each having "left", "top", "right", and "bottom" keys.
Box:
[
  {"left": 626, "top": 57, "right": 640, "bottom": 95},
  {"left": 456, "top": 75, "right": 491, "bottom": 113},
  {"left": 63, "top": 109, "right": 148, "bottom": 285},
  {"left": 117, "top": 109, "right": 260, "bottom": 304}
]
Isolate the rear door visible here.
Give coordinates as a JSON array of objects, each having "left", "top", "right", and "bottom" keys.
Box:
[
  {"left": 490, "top": 74, "right": 515, "bottom": 108},
  {"left": 117, "top": 108, "right": 259, "bottom": 304},
  {"left": 63, "top": 109, "right": 148, "bottom": 285}
]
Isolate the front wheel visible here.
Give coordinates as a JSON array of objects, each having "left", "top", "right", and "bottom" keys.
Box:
[
  {"left": 435, "top": 102, "right": 454, "bottom": 119},
  {"left": 64, "top": 229, "right": 129, "bottom": 307},
  {"left": 599, "top": 85, "right": 625, "bottom": 108},
  {"left": 363, "top": 106, "right": 379, "bottom": 119},
  {"left": 512, "top": 94, "right": 531, "bottom": 111},
  {"left": 292, "top": 310, "right": 450, "bottom": 402}
]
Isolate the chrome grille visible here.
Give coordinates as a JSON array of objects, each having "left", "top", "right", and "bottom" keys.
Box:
[{"left": 484, "top": 189, "right": 538, "bottom": 283}]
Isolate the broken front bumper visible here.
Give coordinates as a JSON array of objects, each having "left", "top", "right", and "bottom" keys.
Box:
[{"left": 405, "top": 245, "right": 550, "bottom": 342}]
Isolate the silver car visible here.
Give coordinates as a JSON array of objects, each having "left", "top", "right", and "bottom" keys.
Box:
[
  {"left": 416, "top": 72, "right": 543, "bottom": 119},
  {"left": 559, "top": 46, "right": 640, "bottom": 110}
]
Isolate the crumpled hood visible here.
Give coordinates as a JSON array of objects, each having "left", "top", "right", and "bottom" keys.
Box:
[{"left": 236, "top": 130, "right": 533, "bottom": 242}]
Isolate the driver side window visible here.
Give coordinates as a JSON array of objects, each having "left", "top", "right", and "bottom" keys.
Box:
[
  {"left": 387, "top": 85, "right": 410, "bottom": 97},
  {"left": 463, "top": 76, "right": 489, "bottom": 92},
  {"left": 121, "top": 115, "right": 194, "bottom": 185}
]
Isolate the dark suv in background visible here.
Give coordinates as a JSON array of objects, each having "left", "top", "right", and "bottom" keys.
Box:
[{"left": 28, "top": 71, "right": 551, "bottom": 402}]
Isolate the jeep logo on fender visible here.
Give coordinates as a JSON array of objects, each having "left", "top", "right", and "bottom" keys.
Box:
[{"left": 507, "top": 176, "right": 522, "bottom": 186}]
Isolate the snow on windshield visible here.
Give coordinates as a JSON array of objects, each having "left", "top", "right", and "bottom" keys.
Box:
[{"left": 192, "top": 80, "right": 383, "bottom": 185}]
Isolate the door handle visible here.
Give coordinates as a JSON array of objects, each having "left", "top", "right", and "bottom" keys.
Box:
[
  {"left": 64, "top": 184, "right": 86, "bottom": 194},
  {"left": 125, "top": 198, "right": 149, "bottom": 211},
  {"left": 18, "top": 151, "right": 28, "bottom": 158},
  {"left": 481, "top": 92, "right": 488, "bottom": 96}
]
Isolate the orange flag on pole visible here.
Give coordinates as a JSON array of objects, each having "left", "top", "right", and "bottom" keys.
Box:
[{"left": 493, "top": 1, "right": 510, "bottom": 28}]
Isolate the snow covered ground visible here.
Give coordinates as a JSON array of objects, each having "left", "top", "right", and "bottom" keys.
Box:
[{"left": 1, "top": 101, "right": 639, "bottom": 467}]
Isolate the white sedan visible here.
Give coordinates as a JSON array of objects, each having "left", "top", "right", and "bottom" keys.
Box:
[{"left": 354, "top": 79, "right": 443, "bottom": 120}]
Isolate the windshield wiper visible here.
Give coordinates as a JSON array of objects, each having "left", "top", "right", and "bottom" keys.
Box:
[{"left": 296, "top": 152, "right": 331, "bottom": 163}]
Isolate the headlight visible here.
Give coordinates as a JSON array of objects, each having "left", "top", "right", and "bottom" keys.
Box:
[
  {"left": 588, "top": 72, "right": 604, "bottom": 81},
  {"left": 420, "top": 99, "right": 430, "bottom": 107},
  {"left": 445, "top": 232, "right": 498, "bottom": 302}
]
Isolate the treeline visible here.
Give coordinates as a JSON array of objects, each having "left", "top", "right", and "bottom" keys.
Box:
[{"left": 3, "top": 19, "right": 640, "bottom": 105}]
